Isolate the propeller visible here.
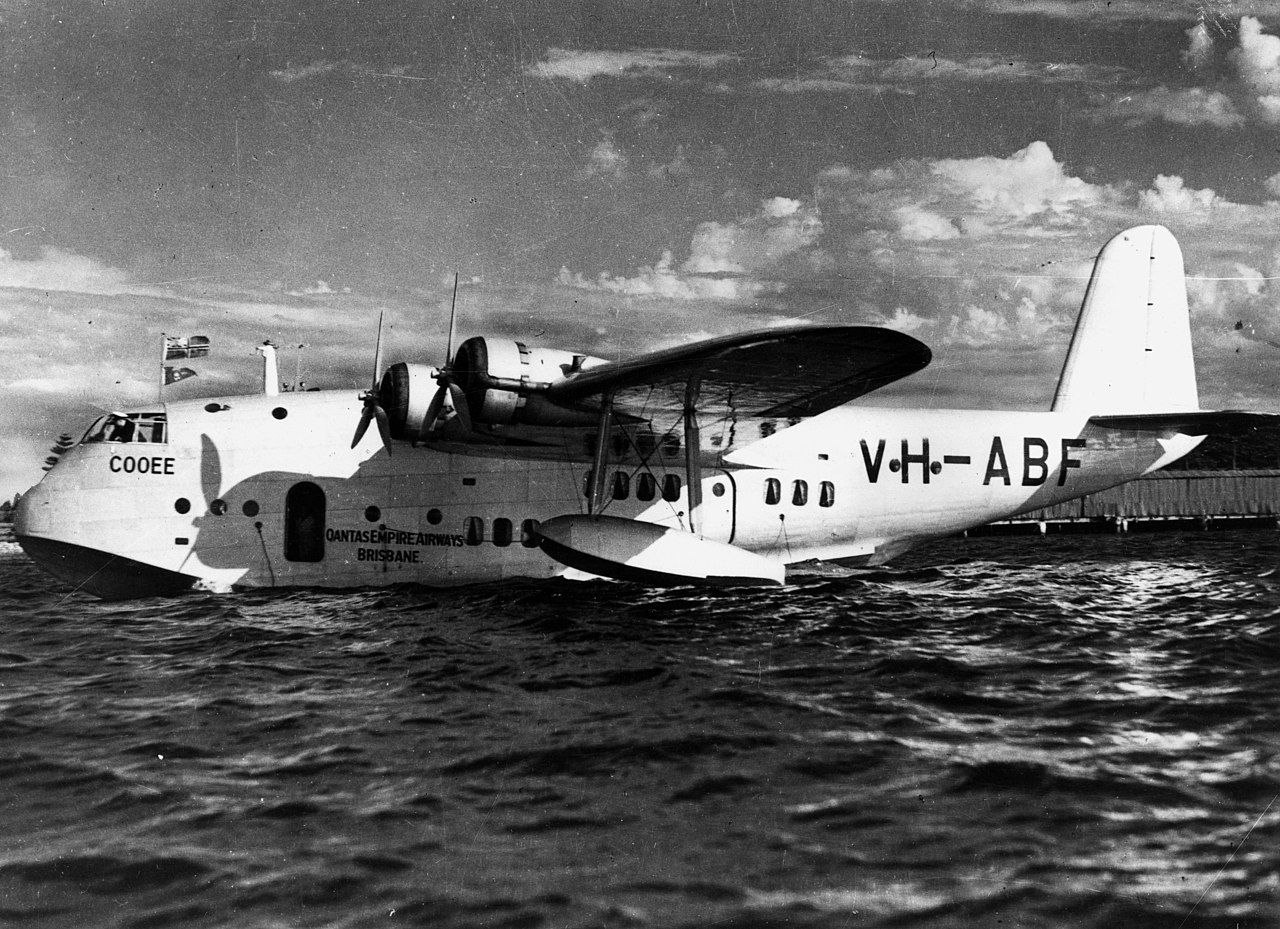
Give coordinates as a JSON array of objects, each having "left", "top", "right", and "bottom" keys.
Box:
[
  {"left": 351, "top": 310, "right": 392, "bottom": 453},
  {"left": 417, "top": 274, "right": 474, "bottom": 438}
]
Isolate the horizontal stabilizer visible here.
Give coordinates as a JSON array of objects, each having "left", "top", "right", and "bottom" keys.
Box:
[
  {"left": 536, "top": 514, "right": 784, "bottom": 586},
  {"left": 1088, "top": 410, "right": 1280, "bottom": 435}
]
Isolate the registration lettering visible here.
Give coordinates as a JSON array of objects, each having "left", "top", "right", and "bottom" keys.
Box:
[{"left": 858, "top": 436, "right": 1087, "bottom": 486}]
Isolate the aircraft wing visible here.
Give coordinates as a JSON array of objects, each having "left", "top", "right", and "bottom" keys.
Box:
[{"left": 546, "top": 325, "right": 932, "bottom": 420}]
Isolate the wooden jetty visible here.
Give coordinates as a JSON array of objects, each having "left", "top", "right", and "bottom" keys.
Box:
[{"left": 973, "top": 470, "right": 1280, "bottom": 535}]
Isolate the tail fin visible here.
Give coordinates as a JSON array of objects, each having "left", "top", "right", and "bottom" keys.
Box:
[{"left": 1051, "top": 224, "right": 1198, "bottom": 415}]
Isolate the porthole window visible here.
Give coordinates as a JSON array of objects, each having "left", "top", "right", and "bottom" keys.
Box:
[
  {"left": 242, "top": 500, "right": 260, "bottom": 517},
  {"left": 820, "top": 481, "right": 835, "bottom": 507},
  {"left": 764, "top": 478, "right": 781, "bottom": 505},
  {"left": 611, "top": 471, "right": 630, "bottom": 500},
  {"left": 174, "top": 497, "right": 191, "bottom": 514},
  {"left": 662, "top": 474, "right": 681, "bottom": 502},
  {"left": 365, "top": 505, "right": 381, "bottom": 523},
  {"left": 636, "top": 473, "right": 657, "bottom": 502},
  {"left": 711, "top": 482, "right": 726, "bottom": 498},
  {"left": 521, "top": 519, "right": 541, "bottom": 547},
  {"left": 210, "top": 499, "right": 228, "bottom": 516},
  {"left": 271, "top": 407, "right": 287, "bottom": 420},
  {"left": 661, "top": 434, "right": 681, "bottom": 457},
  {"left": 204, "top": 402, "right": 224, "bottom": 413},
  {"left": 612, "top": 434, "right": 629, "bottom": 457},
  {"left": 792, "top": 480, "right": 808, "bottom": 506},
  {"left": 493, "top": 518, "right": 513, "bottom": 547},
  {"left": 464, "top": 516, "right": 484, "bottom": 546},
  {"left": 427, "top": 508, "right": 443, "bottom": 525},
  {"left": 637, "top": 433, "right": 657, "bottom": 457}
]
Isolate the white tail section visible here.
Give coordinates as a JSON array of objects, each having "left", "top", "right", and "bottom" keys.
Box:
[{"left": 1052, "top": 224, "right": 1198, "bottom": 415}]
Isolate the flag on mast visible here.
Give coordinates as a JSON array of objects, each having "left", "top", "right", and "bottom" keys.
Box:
[
  {"left": 164, "top": 366, "right": 197, "bottom": 386},
  {"left": 164, "top": 335, "right": 211, "bottom": 360}
]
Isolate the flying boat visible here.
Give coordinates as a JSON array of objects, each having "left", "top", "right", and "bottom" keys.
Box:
[{"left": 14, "top": 225, "right": 1276, "bottom": 599}]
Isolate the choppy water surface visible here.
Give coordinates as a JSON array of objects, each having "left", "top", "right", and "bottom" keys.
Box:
[{"left": 2, "top": 527, "right": 1279, "bottom": 928}]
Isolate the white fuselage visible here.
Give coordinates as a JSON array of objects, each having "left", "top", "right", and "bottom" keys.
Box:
[{"left": 14, "top": 388, "right": 1200, "bottom": 597}]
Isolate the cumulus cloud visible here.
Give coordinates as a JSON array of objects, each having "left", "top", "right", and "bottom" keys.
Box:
[
  {"left": 893, "top": 205, "right": 961, "bottom": 242},
  {"left": 1138, "top": 174, "right": 1224, "bottom": 214},
  {"left": 559, "top": 196, "right": 822, "bottom": 300},
  {"left": 1230, "top": 16, "right": 1280, "bottom": 94},
  {"left": 527, "top": 48, "right": 735, "bottom": 83},
  {"left": 684, "top": 197, "right": 822, "bottom": 273},
  {"left": 1087, "top": 17, "right": 1280, "bottom": 129},
  {"left": 928, "top": 141, "right": 1101, "bottom": 220}
]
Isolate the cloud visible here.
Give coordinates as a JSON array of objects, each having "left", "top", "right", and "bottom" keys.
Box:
[
  {"left": 1138, "top": 174, "right": 1224, "bottom": 214},
  {"left": 932, "top": 141, "right": 1101, "bottom": 220},
  {"left": 558, "top": 250, "right": 774, "bottom": 300},
  {"left": 752, "top": 52, "right": 1131, "bottom": 95},
  {"left": 893, "top": 205, "right": 961, "bottom": 242},
  {"left": 559, "top": 196, "right": 822, "bottom": 300},
  {"left": 871, "top": 0, "right": 1280, "bottom": 21},
  {"left": 583, "top": 134, "right": 629, "bottom": 179},
  {"left": 1091, "top": 16, "right": 1280, "bottom": 129},
  {"left": 1231, "top": 16, "right": 1280, "bottom": 94},
  {"left": 1183, "top": 21, "right": 1216, "bottom": 71},
  {"left": 0, "top": 247, "right": 140, "bottom": 295},
  {"left": 1091, "top": 86, "right": 1245, "bottom": 127},
  {"left": 268, "top": 60, "right": 342, "bottom": 83},
  {"left": 684, "top": 197, "right": 822, "bottom": 273},
  {"left": 526, "top": 48, "right": 735, "bottom": 83},
  {"left": 286, "top": 280, "right": 340, "bottom": 297}
]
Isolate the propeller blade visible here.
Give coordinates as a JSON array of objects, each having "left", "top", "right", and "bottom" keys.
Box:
[
  {"left": 371, "top": 310, "right": 385, "bottom": 391},
  {"left": 447, "top": 380, "right": 473, "bottom": 433},
  {"left": 351, "top": 404, "right": 374, "bottom": 448},
  {"left": 374, "top": 405, "right": 392, "bottom": 453},
  {"left": 421, "top": 384, "right": 447, "bottom": 436},
  {"left": 445, "top": 273, "right": 459, "bottom": 362}
]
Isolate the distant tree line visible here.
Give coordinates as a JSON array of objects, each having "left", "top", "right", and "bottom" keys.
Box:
[
  {"left": 1173, "top": 425, "right": 1280, "bottom": 471},
  {"left": 0, "top": 493, "right": 19, "bottom": 523}
]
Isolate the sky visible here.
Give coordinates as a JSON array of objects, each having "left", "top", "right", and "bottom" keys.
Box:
[{"left": 7, "top": 0, "right": 1280, "bottom": 499}]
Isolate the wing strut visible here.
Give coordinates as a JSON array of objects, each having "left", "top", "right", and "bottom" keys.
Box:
[
  {"left": 587, "top": 390, "right": 614, "bottom": 515},
  {"left": 684, "top": 374, "right": 703, "bottom": 535}
]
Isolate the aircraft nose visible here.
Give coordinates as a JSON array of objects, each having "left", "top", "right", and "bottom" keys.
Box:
[{"left": 12, "top": 481, "right": 50, "bottom": 537}]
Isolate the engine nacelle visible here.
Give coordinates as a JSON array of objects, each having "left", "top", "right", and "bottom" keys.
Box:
[
  {"left": 451, "top": 337, "right": 605, "bottom": 427},
  {"left": 377, "top": 339, "right": 608, "bottom": 440},
  {"left": 378, "top": 362, "right": 441, "bottom": 441}
]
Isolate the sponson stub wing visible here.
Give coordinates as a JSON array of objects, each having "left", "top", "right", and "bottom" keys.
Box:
[{"left": 545, "top": 324, "right": 932, "bottom": 447}]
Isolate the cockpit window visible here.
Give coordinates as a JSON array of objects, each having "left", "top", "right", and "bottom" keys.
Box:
[{"left": 81, "top": 412, "right": 167, "bottom": 445}]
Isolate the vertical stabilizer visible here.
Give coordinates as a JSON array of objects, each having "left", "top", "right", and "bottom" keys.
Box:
[{"left": 1051, "top": 225, "right": 1198, "bottom": 414}]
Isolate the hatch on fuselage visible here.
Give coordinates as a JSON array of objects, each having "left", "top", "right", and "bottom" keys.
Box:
[{"left": 284, "top": 481, "right": 326, "bottom": 562}]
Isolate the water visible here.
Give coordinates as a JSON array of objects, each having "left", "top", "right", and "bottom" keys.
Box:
[{"left": 1, "top": 526, "right": 1279, "bottom": 928}]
